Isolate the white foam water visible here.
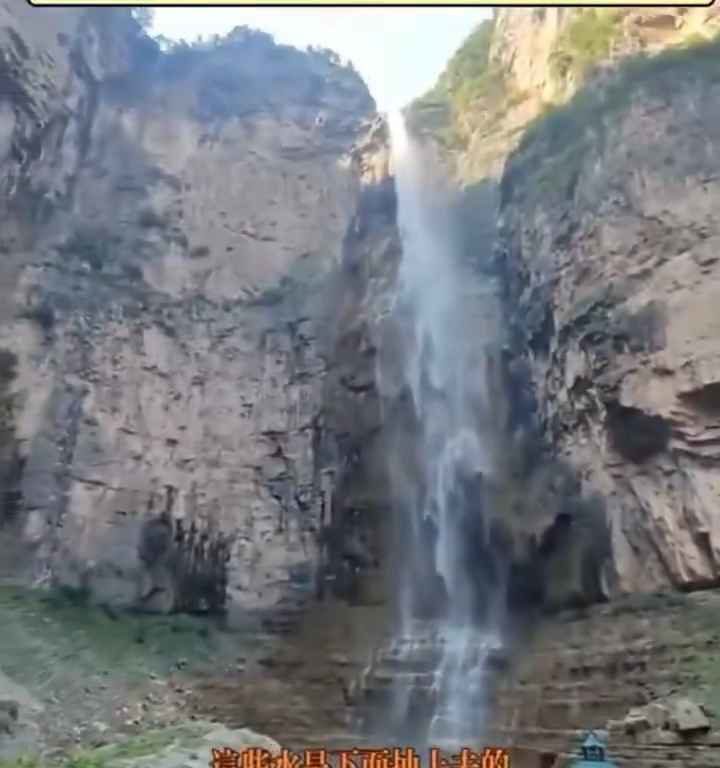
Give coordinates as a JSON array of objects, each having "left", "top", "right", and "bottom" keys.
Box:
[{"left": 380, "top": 110, "right": 506, "bottom": 747}]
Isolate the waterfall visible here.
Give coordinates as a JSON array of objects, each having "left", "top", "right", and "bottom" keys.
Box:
[{"left": 378, "top": 111, "right": 506, "bottom": 748}]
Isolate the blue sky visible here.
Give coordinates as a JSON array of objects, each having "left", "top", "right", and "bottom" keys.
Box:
[{"left": 151, "top": 9, "right": 491, "bottom": 111}]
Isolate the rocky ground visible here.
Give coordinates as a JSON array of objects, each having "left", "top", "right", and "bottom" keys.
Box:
[
  {"left": 0, "top": 584, "right": 387, "bottom": 768},
  {"left": 0, "top": 583, "right": 290, "bottom": 767},
  {"left": 5, "top": 580, "right": 720, "bottom": 768}
]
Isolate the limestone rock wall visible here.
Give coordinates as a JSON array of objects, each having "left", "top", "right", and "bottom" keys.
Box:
[
  {"left": 406, "top": 8, "right": 719, "bottom": 187},
  {"left": 0, "top": 3, "right": 397, "bottom": 617},
  {"left": 498, "top": 39, "right": 720, "bottom": 595},
  {"left": 406, "top": 7, "right": 720, "bottom": 603}
]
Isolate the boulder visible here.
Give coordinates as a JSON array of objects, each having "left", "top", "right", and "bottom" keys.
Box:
[
  {"left": 622, "top": 707, "right": 654, "bottom": 734},
  {"left": 645, "top": 701, "right": 670, "bottom": 729},
  {"left": 619, "top": 697, "right": 710, "bottom": 739},
  {"left": 667, "top": 698, "right": 711, "bottom": 734}
]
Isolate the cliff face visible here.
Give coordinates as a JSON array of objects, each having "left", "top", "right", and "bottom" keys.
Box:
[
  {"left": 410, "top": 7, "right": 720, "bottom": 184},
  {"left": 500, "top": 39, "right": 720, "bottom": 596},
  {"left": 0, "top": 4, "right": 397, "bottom": 619},
  {"left": 363, "top": 13, "right": 720, "bottom": 765},
  {"left": 407, "top": 7, "right": 720, "bottom": 603}
]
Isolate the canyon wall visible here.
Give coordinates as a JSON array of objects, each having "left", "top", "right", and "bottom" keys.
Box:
[
  {"left": 499, "top": 40, "right": 720, "bottom": 596},
  {"left": 409, "top": 7, "right": 720, "bottom": 605},
  {"left": 495, "top": 9, "right": 720, "bottom": 598},
  {"left": 385, "top": 12, "right": 720, "bottom": 766},
  {"left": 0, "top": 3, "right": 398, "bottom": 620}
]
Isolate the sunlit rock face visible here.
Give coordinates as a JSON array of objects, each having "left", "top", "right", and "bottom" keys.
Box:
[
  {"left": 404, "top": 6, "right": 720, "bottom": 604},
  {"left": 0, "top": 4, "right": 398, "bottom": 618},
  {"left": 427, "top": 7, "right": 720, "bottom": 184},
  {"left": 498, "top": 40, "right": 720, "bottom": 596}
]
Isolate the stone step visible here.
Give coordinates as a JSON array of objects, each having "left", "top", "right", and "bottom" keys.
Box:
[
  {"left": 498, "top": 669, "right": 693, "bottom": 695},
  {"left": 489, "top": 695, "right": 645, "bottom": 731},
  {"left": 527, "top": 639, "right": 709, "bottom": 668},
  {"left": 373, "top": 651, "right": 443, "bottom": 673},
  {"left": 365, "top": 670, "right": 438, "bottom": 689},
  {"left": 427, "top": 715, "right": 485, "bottom": 742},
  {"left": 372, "top": 650, "right": 504, "bottom": 677},
  {"left": 359, "top": 683, "right": 440, "bottom": 707}
]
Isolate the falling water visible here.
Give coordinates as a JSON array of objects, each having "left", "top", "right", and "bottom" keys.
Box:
[{"left": 379, "top": 111, "right": 506, "bottom": 748}]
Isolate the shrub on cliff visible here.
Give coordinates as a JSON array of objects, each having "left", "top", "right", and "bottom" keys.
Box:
[
  {"left": 549, "top": 9, "right": 627, "bottom": 83},
  {"left": 407, "top": 19, "right": 505, "bottom": 149},
  {"left": 503, "top": 35, "right": 720, "bottom": 210}
]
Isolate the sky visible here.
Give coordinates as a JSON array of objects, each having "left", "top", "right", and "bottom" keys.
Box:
[{"left": 151, "top": 9, "right": 491, "bottom": 111}]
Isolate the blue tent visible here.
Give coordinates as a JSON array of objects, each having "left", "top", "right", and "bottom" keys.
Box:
[{"left": 569, "top": 732, "right": 618, "bottom": 768}]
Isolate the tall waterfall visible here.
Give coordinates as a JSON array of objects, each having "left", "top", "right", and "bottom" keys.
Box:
[{"left": 378, "top": 111, "right": 507, "bottom": 747}]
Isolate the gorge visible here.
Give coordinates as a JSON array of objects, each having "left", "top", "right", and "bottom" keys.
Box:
[{"left": 2, "top": 5, "right": 720, "bottom": 768}]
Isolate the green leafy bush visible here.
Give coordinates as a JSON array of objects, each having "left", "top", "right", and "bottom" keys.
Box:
[
  {"left": 407, "top": 19, "right": 504, "bottom": 148},
  {"left": 549, "top": 9, "right": 626, "bottom": 82}
]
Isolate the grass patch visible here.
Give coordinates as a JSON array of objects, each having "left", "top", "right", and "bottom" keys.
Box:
[
  {"left": 87, "top": 723, "right": 208, "bottom": 764},
  {"left": 0, "top": 759, "right": 41, "bottom": 768},
  {"left": 666, "top": 596, "right": 720, "bottom": 717},
  {"left": 63, "top": 758, "right": 106, "bottom": 768},
  {"left": 0, "top": 585, "right": 223, "bottom": 685},
  {"left": 0, "top": 724, "right": 211, "bottom": 768}
]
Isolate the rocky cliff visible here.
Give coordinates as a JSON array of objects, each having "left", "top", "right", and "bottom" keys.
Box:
[
  {"left": 498, "top": 13, "right": 720, "bottom": 597},
  {"left": 410, "top": 8, "right": 720, "bottom": 184},
  {"left": 407, "top": 7, "right": 720, "bottom": 606},
  {"left": 341, "top": 13, "right": 720, "bottom": 766},
  {"left": 0, "top": 3, "right": 397, "bottom": 620}
]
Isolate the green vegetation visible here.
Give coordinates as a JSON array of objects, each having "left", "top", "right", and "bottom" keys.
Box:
[
  {"left": 504, "top": 35, "right": 720, "bottom": 210},
  {"left": 0, "top": 723, "right": 211, "bottom": 768},
  {"left": 75, "top": 724, "right": 205, "bottom": 767},
  {"left": 436, "top": 19, "right": 497, "bottom": 107},
  {"left": 407, "top": 19, "right": 506, "bottom": 150},
  {"left": 664, "top": 595, "right": 720, "bottom": 717},
  {"left": 407, "top": 9, "right": 625, "bottom": 150},
  {"left": 0, "top": 585, "right": 224, "bottom": 685},
  {"left": 549, "top": 9, "right": 627, "bottom": 82},
  {"left": 0, "top": 758, "right": 40, "bottom": 768}
]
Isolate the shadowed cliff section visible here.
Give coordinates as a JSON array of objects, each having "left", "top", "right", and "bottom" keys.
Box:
[{"left": 0, "top": 4, "right": 398, "bottom": 623}]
